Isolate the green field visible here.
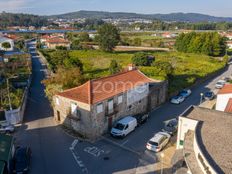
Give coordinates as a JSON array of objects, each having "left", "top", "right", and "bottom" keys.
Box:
[{"left": 41, "top": 49, "right": 226, "bottom": 94}]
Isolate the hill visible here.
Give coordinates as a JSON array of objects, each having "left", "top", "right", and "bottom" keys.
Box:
[{"left": 48, "top": 10, "right": 232, "bottom": 23}]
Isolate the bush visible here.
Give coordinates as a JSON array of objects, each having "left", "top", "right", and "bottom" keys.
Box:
[{"left": 132, "top": 52, "right": 154, "bottom": 66}]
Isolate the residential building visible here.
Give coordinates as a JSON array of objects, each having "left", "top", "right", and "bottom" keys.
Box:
[
  {"left": 226, "top": 41, "right": 232, "bottom": 49},
  {"left": 177, "top": 106, "right": 232, "bottom": 174},
  {"left": 53, "top": 69, "right": 168, "bottom": 139},
  {"left": 46, "top": 37, "right": 70, "bottom": 49},
  {"left": 216, "top": 84, "right": 232, "bottom": 112},
  {"left": 0, "top": 37, "right": 14, "bottom": 51},
  {"left": 0, "top": 135, "right": 15, "bottom": 174}
]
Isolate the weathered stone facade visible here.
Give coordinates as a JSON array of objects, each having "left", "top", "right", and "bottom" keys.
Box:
[
  {"left": 53, "top": 69, "right": 168, "bottom": 140},
  {"left": 53, "top": 81, "right": 168, "bottom": 140}
]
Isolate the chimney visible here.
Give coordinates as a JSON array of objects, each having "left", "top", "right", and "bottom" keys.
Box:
[{"left": 127, "top": 64, "right": 136, "bottom": 71}]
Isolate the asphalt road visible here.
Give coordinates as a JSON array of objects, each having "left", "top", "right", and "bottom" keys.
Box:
[{"left": 15, "top": 42, "right": 232, "bottom": 174}]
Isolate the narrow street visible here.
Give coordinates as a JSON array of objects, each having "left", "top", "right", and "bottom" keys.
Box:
[{"left": 14, "top": 41, "right": 81, "bottom": 174}]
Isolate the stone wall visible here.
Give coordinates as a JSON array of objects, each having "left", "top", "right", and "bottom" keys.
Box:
[
  {"left": 148, "top": 81, "right": 168, "bottom": 111},
  {"left": 53, "top": 95, "right": 93, "bottom": 138}
]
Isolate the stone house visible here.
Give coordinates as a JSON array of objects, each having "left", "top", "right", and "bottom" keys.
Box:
[{"left": 53, "top": 69, "right": 168, "bottom": 140}]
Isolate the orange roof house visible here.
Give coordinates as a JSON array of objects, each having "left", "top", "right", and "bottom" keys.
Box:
[
  {"left": 52, "top": 69, "right": 168, "bottom": 139},
  {"left": 58, "top": 69, "right": 156, "bottom": 104}
]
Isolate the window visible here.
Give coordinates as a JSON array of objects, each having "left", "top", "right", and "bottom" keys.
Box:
[
  {"left": 97, "top": 103, "right": 103, "bottom": 114},
  {"left": 108, "top": 99, "right": 114, "bottom": 113},
  {"left": 118, "top": 94, "right": 123, "bottom": 104},
  {"left": 56, "top": 97, "right": 60, "bottom": 105},
  {"left": 71, "top": 102, "right": 77, "bottom": 115}
]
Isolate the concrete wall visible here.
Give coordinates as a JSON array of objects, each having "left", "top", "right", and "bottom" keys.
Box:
[
  {"left": 216, "top": 93, "right": 232, "bottom": 111},
  {"left": 177, "top": 117, "right": 198, "bottom": 149},
  {"left": 5, "top": 77, "right": 31, "bottom": 125}
]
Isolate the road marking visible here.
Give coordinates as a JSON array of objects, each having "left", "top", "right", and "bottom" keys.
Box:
[
  {"left": 84, "top": 146, "right": 105, "bottom": 157},
  {"left": 69, "top": 139, "right": 88, "bottom": 173},
  {"left": 121, "top": 140, "right": 129, "bottom": 146}
]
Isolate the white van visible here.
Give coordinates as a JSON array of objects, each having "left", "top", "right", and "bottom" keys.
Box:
[{"left": 111, "top": 116, "right": 137, "bottom": 137}]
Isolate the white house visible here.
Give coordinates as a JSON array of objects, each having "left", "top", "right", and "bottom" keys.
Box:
[
  {"left": 0, "top": 37, "right": 14, "bottom": 51},
  {"left": 177, "top": 106, "right": 232, "bottom": 174},
  {"left": 216, "top": 84, "right": 232, "bottom": 112}
]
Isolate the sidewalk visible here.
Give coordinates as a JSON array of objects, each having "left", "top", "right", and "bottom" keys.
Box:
[{"left": 154, "top": 136, "right": 177, "bottom": 174}]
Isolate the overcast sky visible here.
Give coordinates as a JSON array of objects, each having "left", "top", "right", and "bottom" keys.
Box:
[{"left": 0, "top": 0, "right": 231, "bottom": 17}]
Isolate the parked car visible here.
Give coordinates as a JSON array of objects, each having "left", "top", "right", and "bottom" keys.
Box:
[
  {"left": 170, "top": 95, "right": 185, "bottom": 104},
  {"left": 111, "top": 116, "right": 137, "bottom": 137},
  {"left": 0, "top": 122, "right": 15, "bottom": 134},
  {"left": 13, "top": 147, "right": 32, "bottom": 174},
  {"left": 146, "top": 132, "right": 171, "bottom": 152},
  {"left": 162, "top": 118, "right": 178, "bottom": 136},
  {"left": 204, "top": 91, "right": 215, "bottom": 100},
  {"left": 133, "top": 113, "right": 149, "bottom": 125},
  {"left": 215, "top": 80, "right": 226, "bottom": 89},
  {"left": 179, "top": 89, "right": 192, "bottom": 98}
]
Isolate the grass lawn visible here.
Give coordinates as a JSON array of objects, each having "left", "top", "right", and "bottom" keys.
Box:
[{"left": 42, "top": 49, "right": 226, "bottom": 94}]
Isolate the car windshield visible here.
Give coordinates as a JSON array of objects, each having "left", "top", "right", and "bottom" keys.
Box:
[
  {"left": 148, "top": 141, "right": 159, "bottom": 146},
  {"left": 114, "top": 123, "right": 125, "bottom": 130}
]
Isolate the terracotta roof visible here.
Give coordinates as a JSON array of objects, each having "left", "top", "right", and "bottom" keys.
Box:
[
  {"left": 218, "top": 84, "right": 232, "bottom": 95},
  {"left": 225, "top": 98, "right": 232, "bottom": 113},
  {"left": 47, "top": 37, "right": 70, "bottom": 44},
  {"left": 58, "top": 70, "right": 157, "bottom": 104}
]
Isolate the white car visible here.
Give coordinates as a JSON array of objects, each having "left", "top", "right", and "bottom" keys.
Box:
[
  {"left": 146, "top": 132, "right": 171, "bottom": 152},
  {"left": 170, "top": 95, "right": 185, "bottom": 104},
  {"left": 0, "top": 122, "right": 15, "bottom": 134},
  {"left": 179, "top": 89, "right": 192, "bottom": 98},
  {"left": 215, "top": 80, "right": 226, "bottom": 89}
]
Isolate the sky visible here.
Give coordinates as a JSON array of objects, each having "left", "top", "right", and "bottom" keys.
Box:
[{"left": 0, "top": 0, "right": 232, "bottom": 17}]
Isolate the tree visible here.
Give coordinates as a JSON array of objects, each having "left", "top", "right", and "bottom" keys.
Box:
[
  {"left": 97, "top": 23, "right": 120, "bottom": 52},
  {"left": 71, "top": 39, "right": 81, "bottom": 50},
  {"left": 1, "top": 42, "right": 11, "bottom": 51},
  {"left": 79, "top": 32, "right": 90, "bottom": 42},
  {"left": 64, "top": 57, "right": 83, "bottom": 72},
  {"left": 43, "top": 67, "right": 85, "bottom": 102},
  {"left": 153, "top": 61, "right": 174, "bottom": 79},
  {"left": 49, "top": 50, "right": 70, "bottom": 71},
  {"left": 109, "top": 60, "right": 121, "bottom": 74},
  {"left": 131, "top": 52, "right": 154, "bottom": 66}
]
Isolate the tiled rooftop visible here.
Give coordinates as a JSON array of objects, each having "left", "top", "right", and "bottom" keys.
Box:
[
  {"left": 58, "top": 69, "right": 158, "bottom": 104},
  {"left": 218, "top": 84, "right": 232, "bottom": 95},
  {"left": 225, "top": 98, "right": 232, "bottom": 113}
]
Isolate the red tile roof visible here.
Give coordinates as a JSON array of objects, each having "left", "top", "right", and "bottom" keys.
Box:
[
  {"left": 225, "top": 98, "right": 232, "bottom": 113},
  {"left": 218, "top": 84, "right": 232, "bottom": 95},
  {"left": 58, "top": 70, "right": 157, "bottom": 104},
  {"left": 47, "top": 37, "right": 70, "bottom": 44}
]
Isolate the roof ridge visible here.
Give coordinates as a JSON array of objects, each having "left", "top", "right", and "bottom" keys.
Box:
[
  {"left": 91, "top": 69, "right": 138, "bottom": 82},
  {"left": 88, "top": 80, "right": 92, "bottom": 104},
  {"left": 60, "top": 81, "right": 89, "bottom": 93}
]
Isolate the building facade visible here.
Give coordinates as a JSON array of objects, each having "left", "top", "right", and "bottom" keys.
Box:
[
  {"left": 53, "top": 69, "right": 168, "bottom": 139},
  {"left": 177, "top": 106, "right": 232, "bottom": 174}
]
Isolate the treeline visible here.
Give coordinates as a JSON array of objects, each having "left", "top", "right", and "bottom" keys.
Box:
[
  {"left": 175, "top": 32, "right": 226, "bottom": 56},
  {"left": 74, "top": 18, "right": 105, "bottom": 30},
  {"left": 0, "top": 12, "right": 49, "bottom": 28},
  {"left": 127, "top": 21, "right": 232, "bottom": 31}
]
